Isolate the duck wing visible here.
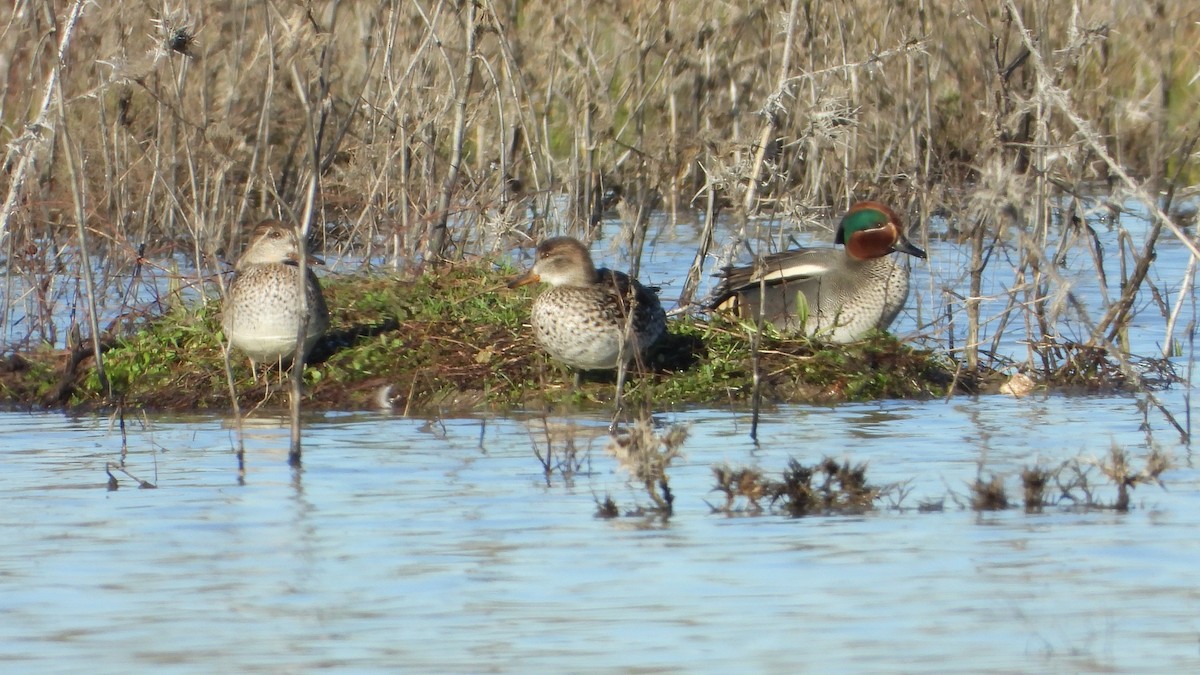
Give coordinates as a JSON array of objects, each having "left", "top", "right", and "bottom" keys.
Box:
[
  {"left": 708, "top": 247, "right": 835, "bottom": 309},
  {"left": 596, "top": 268, "right": 662, "bottom": 309}
]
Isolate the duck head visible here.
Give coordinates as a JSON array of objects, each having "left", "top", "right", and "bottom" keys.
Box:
[
  {"left": 508, "top": 236, "right": 598, "bottom": 288},
  {"left": 235, "top": 221, "right": 323, "bottom": 269},
  {"left": 835, "top": 202, "right": 926, "bottom": 261}
]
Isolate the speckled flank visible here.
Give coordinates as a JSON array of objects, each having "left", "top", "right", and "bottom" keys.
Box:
[
  {"left": 221, "top": 222, "right": 330, "bottom": 365},
  {"left": 530, "top": 277, "right": 664, "bottom": 370}
]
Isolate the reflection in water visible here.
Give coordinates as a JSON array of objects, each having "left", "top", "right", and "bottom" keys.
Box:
[{"left": 0, "top": 396, "right": 1196, "bottom": 672}]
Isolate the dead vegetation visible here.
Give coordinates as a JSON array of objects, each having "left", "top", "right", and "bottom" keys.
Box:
[
  {"left": 598, "top": 416, "right": 688, "bottom": 517},
  {"left": 700, "top": 443, "right": 1171, "bottom": 520},
  {"left": 711, "top": 457, "right": 884, "bottom": 517},
  {"left": 963, "top": 444, "right": 1172, "bottom": 514},
  {"left": 0, "top": 1, "right": 1194, "bottom": 437}
]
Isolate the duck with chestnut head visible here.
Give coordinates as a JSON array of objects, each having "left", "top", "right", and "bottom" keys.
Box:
[{"left": 708, "top": 201, "right": 926, "bottom": 343}]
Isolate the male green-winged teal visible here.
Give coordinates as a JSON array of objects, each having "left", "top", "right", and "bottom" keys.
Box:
[
  {"left": 509, "top": 236, "right": 666, "bottom": 374},
  {"left": 222, "top": 221, "right": 330, "bottom": 371},
  {"left": 708, "top": 201, "right": 926, "bottom": 343}
]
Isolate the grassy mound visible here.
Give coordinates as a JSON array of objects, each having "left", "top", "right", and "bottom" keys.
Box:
[{"left": 3, "top": 261, "right": 976, "bottom": 413}]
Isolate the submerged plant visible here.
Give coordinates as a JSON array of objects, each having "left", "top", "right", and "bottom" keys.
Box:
[
  {"left": 976, "top": 444, "right": 1172, "bottom": 514},
  {"left": 1020, "top": 466, "right": 1052, "bottom": 513},
  {"left": 606, "top": 417, "right": 688, "bottom": 514},
  {"left": 1100, "top": 445, "right": 1171, "bottom": 512},
  {"left": 711, "top": 465, "right": 769, "bottom": 513},
  {"left": 711, "top": 457, "right": 884, "bottom": 518},
  {"left": 528, "top": 416, "right": 605, "bottom": 486},
  {"left": 770, "top": 457, "right": 882, "bottom": 517},
  {"left": 970, "top": 474, "right": 1010, "bottom": 512}
]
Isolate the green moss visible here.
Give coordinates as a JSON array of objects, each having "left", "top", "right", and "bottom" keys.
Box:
[
  {"left": 87, "top": 302, "right": 226, "bottom": 399},
  {"left": 1, "top": 259, "right": 973, "bottom": 413}
]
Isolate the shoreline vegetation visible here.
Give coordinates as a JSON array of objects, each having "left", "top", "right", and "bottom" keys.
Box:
[
  {"left": 1, "top": 259, "right": 962, "bottom": 413},
  {"left": 0, "top": 258, "right": 1172, "bottom": 414},
  {"left": 0, "top": 2, "right": 1196, "bottom": 424}
]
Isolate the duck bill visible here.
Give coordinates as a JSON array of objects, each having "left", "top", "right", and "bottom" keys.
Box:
[
  {"left": 507, "top": 270, "right": 541, "bottom": 289},
  {"left": 286, "top": 252, "right": 326, "bottom": 266},
  {"left": 893, "top": 236, "right": 927, "bottom": 260}
]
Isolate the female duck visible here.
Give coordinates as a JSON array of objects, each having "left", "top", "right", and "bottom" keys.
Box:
[
  {"left": 222, "top": 221, "right": 330, "bottom": 370},
  {"left": 509, "top": 236, "right": 666, "bottom": 373},
  {"left": 708, "top": 201, "right": 926, "bottom": 343}
]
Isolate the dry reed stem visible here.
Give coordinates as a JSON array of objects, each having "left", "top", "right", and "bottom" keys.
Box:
[{"left": 0, "top": 0, "right": 88, "bottom": 249}]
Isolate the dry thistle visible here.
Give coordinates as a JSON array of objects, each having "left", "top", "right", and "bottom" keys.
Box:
[
  {"left": 1101, "top": 444, "right": 1172, "bottom": 512},
  {"left": 150, "top": 9, "right": 198, "bottom": 61},
  {"left": 607, "top": 418, "right": 688, "bottom": 513}
]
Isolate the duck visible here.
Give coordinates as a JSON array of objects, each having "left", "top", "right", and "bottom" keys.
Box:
[
  {"left": 508, "top": 236, "right": 666, "bottom": 374},
  {"left": 708, "top": 201, "right": 926, "bottom": 343},
  {"left": 221, "top": 221, "right": 330, "bottom": 372}
]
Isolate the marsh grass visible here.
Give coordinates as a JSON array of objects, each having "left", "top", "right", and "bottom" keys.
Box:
[{"left": 0, "top": 1, "right": 1195, "bottom": 435}]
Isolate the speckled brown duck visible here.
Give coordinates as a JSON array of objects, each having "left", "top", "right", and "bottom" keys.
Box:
[
  {"left": 222, "top": 221, "right": 330, "bottom": 370},
  {"left": 509, "top": 236, "right": 666, "bottom": 373}
]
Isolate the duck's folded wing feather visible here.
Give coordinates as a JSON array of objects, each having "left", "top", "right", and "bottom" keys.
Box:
[
  {"left": 597, "top": 268, "right": 662, "bottom": 311},
  {"left": 708, "top": 248, "right": 833, "bottom": 308},
  {"left": 749, "top": 249, "right": 832, "bottom": 286}
]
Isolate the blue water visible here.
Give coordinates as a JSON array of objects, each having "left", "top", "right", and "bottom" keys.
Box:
[
  {"left": 3, "top": 202, "right": 1199, "bottom": 671},
  {"left": 1, "top": 395, "right": 1196, "bottom": 672}
]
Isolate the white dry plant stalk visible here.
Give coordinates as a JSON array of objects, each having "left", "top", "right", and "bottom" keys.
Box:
[{"left": 0, "top": 0, "right": 89, "bottom": 251}]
